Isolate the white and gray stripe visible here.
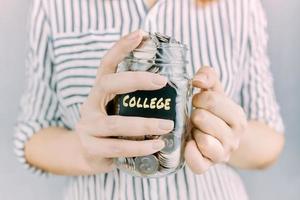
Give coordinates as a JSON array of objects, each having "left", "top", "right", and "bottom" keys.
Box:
[{"left": 15, "top": 0, "right": 284, "bottom": 199}]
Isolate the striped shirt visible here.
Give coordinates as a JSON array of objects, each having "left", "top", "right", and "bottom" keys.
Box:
[{"left": 14, "top": 0, "right": 284, "bottom": 199}]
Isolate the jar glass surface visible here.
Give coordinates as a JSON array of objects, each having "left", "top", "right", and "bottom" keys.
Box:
[{"left": 112, "top": 33, "right": 191, "bottom": 178}]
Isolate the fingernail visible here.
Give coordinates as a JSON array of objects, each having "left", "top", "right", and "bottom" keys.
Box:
[
  {"left": 193, "top": 74, "right": 207, "bottom": 84},
  {"left": 128, "top": 30, "right": 142, "bottom": 40},
  {"left": 152, "top": 75, "right": 167, "bottom": 87},
  {"left": 158, "top": 120, "right": 174, "bottom": 131},
  {"left": 152, "top": 140, "right": 165, "bottom": 150}
]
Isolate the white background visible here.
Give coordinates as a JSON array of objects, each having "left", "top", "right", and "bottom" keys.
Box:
[{"left": 0, "top": 0, "right": 299, "bottom": 199}]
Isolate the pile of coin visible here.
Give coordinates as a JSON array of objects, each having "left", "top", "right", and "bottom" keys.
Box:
[{"left": 115, "top": 32, "right": 190, "bottom": 178}]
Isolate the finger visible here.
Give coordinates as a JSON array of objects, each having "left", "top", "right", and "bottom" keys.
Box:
[
  {"left": 191, "top": 109, "right": 235, "bottom": 150},
  {"left": 184, "top": 140, "right": 213, "bottom": 174},
  {"left": 86, "top": 71, "right": 167, "bottom": 112},
  {"left": 98, "top": 30, "right": 144, "bottom": 76},
  {"left": 192, "top": 129, "right": 226, "bottom": 163},
  {"left": 192, "top": 66, "right": 224, "bottom": 93},
  {"left": 97, "top": 71, "right": 168, "bottom": 95},
  {"left": 77, "top": 115, "right": 174, "bottom": 137},
  {"left": 84, "top": 137, "right": 166, "bottom": 158},
  {"left": 192, "top": 91, "right": 247, "bottom": 130}
]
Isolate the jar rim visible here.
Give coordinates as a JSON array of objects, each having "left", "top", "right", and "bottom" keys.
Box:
[
  {"left": 123, "top": 57, "right": 189, "bottom": 65},
  {"left": 135, "top": 43, "right": 188, "bottom": 51}
]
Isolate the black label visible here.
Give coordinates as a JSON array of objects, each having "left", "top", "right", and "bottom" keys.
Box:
[{"left": 117, "top": 84, "right": 177, "bottom": 123}]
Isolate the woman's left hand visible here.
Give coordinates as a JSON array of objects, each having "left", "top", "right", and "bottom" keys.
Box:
[{"left": 184, "top": 66, "right": 248, "bottom": 174}]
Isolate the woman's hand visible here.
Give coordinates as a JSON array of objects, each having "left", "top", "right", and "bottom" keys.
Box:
[
  {"left": 185, "top": 67, "right": 248, "bottom": 174},
  {"left": 75, "top": 30, "right": 174, "bottom": 174}
]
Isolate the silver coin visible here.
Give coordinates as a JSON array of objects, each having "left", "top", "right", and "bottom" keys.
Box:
[
  {"left": 157, "top": 149, "right": 181, "bottom": 169},
  {"left": 146, "top": 65, "right": 161, "bottom": 73},
  {"left": 160, "top": 134, "right": 181, "bottom": 154},
  {"left": 116, "top": 157, "right": 135, "bottom": 171},
  {"left": 134, "top": 155, "right": 159, "bottom": 175},
  {"left": 155, "top": 32, "right": 170, "bottom": 43},
  {"left": 133, "top": 48, "right": 156, "bottom": 61},
  {"left": 133, "top": 35, "right": 157, "bottom": 60}
]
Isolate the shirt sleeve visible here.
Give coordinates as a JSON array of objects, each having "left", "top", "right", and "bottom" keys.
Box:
[
  {"left": 14, "top": 0, "right": 64, "bottom": 175},
  {"left": 241, "top": 0, "right": 284, "bottom": 133}
]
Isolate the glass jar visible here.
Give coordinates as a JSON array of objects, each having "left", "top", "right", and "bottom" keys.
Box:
[{"left": 110, "top": 32, "right": 191, "bottom": 178}]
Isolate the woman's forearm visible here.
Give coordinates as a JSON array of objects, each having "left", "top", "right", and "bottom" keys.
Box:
[
  {"left": 229, "top": 120, "right": 285, "bottom": 169},
  {"left": 24, "top": 127, "right": 93, "bottom": 176},
  {"left": 25, "top": 120, "right": 284, "bottom": 176}
]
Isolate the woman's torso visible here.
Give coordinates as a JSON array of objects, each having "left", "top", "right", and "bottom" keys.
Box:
[{"left": 44, "top": 0, "right": 250, "bottom": 199}]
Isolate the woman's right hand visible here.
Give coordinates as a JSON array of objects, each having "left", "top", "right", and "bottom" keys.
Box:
[{"left": 75, "top": 30, "right": 174, "bottom": 174}]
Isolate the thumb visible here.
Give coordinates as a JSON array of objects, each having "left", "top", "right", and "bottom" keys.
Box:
[{"left": 97, "top": 29, "right": 145, "bottom": 77}]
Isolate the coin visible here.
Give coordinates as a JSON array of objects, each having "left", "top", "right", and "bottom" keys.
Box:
[
  {"left": 146, "top": 65, "right": 162, "bottom": 73},
  {"left": 158, "top": 148, "right": 181, "bottom": 169},
  {"left": 133, "top": 34, "right": 157, "bottom": 60},
  {"left": 155, "top": 32, "right": 170, "bottom": 43},
  {"left": 160, "top": 134, "right": 181, "bottom": 154},
  {"left": 134, "top": 155, "right": 159, "bottom": 175},
  {"left": 115, "top": 157, "right": 135, "bottom": 171}
]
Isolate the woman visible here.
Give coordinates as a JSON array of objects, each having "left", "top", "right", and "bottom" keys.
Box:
[{"left": 14, "top": 0, "right": 285, "bottom": 199}]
